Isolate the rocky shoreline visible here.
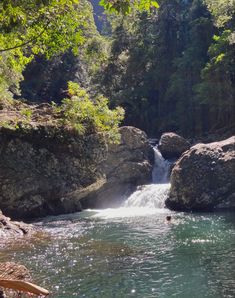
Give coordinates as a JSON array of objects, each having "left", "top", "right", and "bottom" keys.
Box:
[{"left": 0, "top": 210, "right": 34, "bottom": 240}]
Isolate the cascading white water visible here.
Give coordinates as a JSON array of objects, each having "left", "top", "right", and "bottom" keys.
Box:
[
  {"left": 123, "top": 183, "right": 170, "bottom": 209},
  {"left": 152, "top": 147, "right": 170, "bottom": 183},
  {"left": 92, "top": 146, "right": 171, "bottom": 218},
  {"left": 123, "top": 146, "right": 170, "bottom": 209}
]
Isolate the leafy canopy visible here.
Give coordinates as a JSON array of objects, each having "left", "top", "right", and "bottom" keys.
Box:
[
  {"left": 0, "top": 0, "right": 92, "bottom": 98},
  {"left": 204, "top": 0, "right": 235, "bottom": 27},
  {"left": 100, "top": 0, "right": 159, "bottom": 14},
  {"left": 0, "top": 0, "right": 159, "bottom": 99},
  {"left": 0, "top": 0, "right": 88, "bottom": 56},
  {"left": 56, "top": 82, "right": 125, "bottom": 143}
]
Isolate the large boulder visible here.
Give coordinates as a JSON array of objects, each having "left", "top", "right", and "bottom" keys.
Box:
[
  {"left": 158, "top": 132, "right": 190, "bottom": 159},
  {"left": 0, "top": 126, "right": 107, "bottom": 219},
  {"left": 0, "top": 122, "right": 153, "bottom": 219},
  {"left": 81, "top": 126, "right": 154, "bottom": 208},
  {"left": 166, "top": 136, "right": 235, "bottom": 211}
]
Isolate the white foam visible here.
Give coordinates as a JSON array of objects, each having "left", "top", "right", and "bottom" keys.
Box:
[{"left": 91, "top": 206, "right": 168, "bottom": 219}]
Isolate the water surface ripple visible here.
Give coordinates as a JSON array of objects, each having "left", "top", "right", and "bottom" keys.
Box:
[{"left": 0, "top": 210, "right": 235, "bottom": 298}]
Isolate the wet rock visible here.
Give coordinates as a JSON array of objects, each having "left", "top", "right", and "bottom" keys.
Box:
[
  {"left": 0, "top": 123, "right": 153, "bottom": 219},
  {"left": 0, "top": 262, "right": 31, "bottom": 280},
  {"left": 0, "top": 210, "right": 33, "bottom": 238},
  {"left": 166, "top": 136, "right": 235, "bottom": 211},
  {"left": 0, "top": 262, "right": 31, "bottom": 298},
  {"left": 81, "top": 126, "right": 154, "bottom": 208},
  {"left": 158, "top": 132, "right": 190, "bottom": 159}
]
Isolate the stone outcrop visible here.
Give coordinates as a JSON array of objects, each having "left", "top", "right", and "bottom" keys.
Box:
[
  {"left": 166, "top": 136, "right": 235, "bottom": 211},
  {"left": 158, "top": 132, "right": 190, "bottom": 159},
  {"left": 0, "top": 126, "right": 107, "bottom": 219},
  {"left": 0, "top": 262, "right": 49, "bottom": 297},
  {"left": 81, "top": 126, "right": 154, "bottom": 208},
  {"left": 0, "top": 210, "right": 33, "bottom": 239},
  {"left": 0, "top": 120, "right": 153, "bottom": 219},
  {"left": 0, "top": 262, "right": 30, "bottom": 298}
]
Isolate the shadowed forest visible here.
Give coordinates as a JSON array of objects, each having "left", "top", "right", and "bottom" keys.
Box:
[{"left": 1, "top": 0, "right": 235, "bottom": 138}]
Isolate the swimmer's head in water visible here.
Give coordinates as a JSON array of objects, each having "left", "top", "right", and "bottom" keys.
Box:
[{"left": 166, "top": 215, "right": 171, "bottom": 221}]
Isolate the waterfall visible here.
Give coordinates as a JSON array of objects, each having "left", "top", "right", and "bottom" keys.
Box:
[
  {"left": 123, "top": 146, "right": 170, "bottom": 209},
  {"left": 123, "top": 184, "right": 170, "bottom": 209},
  {"left": 152, "top": 147, "right": 170, "bottom": 183},
  {"left": 92, "top": 145, "right": 171, "bottom": 218}
]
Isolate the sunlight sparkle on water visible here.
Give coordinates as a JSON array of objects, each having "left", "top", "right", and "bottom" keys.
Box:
[{"left": 90, "top": 206, "right": 168, "bottom": 219}]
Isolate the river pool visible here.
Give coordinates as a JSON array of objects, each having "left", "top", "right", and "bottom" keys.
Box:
[{"left": 1, "top": 207, "right": 235, "bottom": 298}]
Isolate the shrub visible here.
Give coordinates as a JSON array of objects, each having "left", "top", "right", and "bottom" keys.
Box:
[{"left": 56, "top": 82, "right": 124, "bottom": 143}]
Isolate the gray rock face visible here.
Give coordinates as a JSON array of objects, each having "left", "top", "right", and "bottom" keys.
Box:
[
  {"left": 158, "top": 132, "right": 190, "bottom": 159},
  {"left": 0, "top": 127, "right": 107, "bottom": 219},
  {"left": 0, "top": 126, "right": 153, "bottom": 219},
  {"left": 81, "top": 126, "right": 154, "bottom": 208},
  {"left": 166, "top": 136, "right": 235, "bottom": 211},
  {"left": 0, "top": 210, "right": 33, "bottom": 239}
]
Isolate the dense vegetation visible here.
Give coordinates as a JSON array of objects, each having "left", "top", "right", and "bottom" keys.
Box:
[
  {"left": 0, "top": 0, "right": 129, "bottom": 140},
  {"left": 1, "top": 0, "right": 234, "bottom": 139},
  {"left": 97, "top": 0, "right": 235, "bottom": 137}
]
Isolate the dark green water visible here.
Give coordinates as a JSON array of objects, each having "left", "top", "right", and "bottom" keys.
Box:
[{"left": 1, "top": 208, "right": 235, "bottom": 298}]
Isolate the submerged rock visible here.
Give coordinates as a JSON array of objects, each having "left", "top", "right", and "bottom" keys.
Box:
[
  {"left": 158, "top": 132, "right": 190, "bottom": 159},
  {"left": 166, "top": 136, "right": 235, "bottom": 211},
  {"left": 81, "top": 126, "right": 154, "bottom": 208}
]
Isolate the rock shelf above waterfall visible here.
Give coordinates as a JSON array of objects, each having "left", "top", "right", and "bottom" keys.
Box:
[{"left": 158, "top": 132, "right": 191, "bottom": 159}]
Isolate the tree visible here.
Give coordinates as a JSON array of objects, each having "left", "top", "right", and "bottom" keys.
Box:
[
  {"left": 0, "top": 0, "right": 159, "bottom": 99},
  {"left": 100, "top": 0, "right": 159, "bottom": 14},
  {"left": 0, "top": 0, "right": 91, "bottom": 98}
]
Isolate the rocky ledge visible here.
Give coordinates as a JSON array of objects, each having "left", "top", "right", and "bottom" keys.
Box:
[
  {"left": 0, "top": 210, "right": 33, "bottom": 239},
  {"left": 81, "top": 126, "right": 154, "bottom": 208},
  {"left": 0, "top": 262, "right": 30, "bottom": 298},
  {"left": 0, "top": 125, "right": 107, "bottom": 219},
  {"left": 166, "top": 136, "right": 235, "bottom": 211},
  {"left": 0, "top": 101, "right": 153, "bottom": 219}
]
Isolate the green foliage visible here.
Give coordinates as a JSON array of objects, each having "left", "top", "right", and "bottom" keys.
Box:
[
  {"left": 195, "top": 29, "right": 235, "bottom": 129},
  {"left": 99, "top": 0, "right": 159, "bottom": 14},
  {"left": 20, "top": 107, "right": 32, "bottom": 120},
  {"left": 19, "top": 0, "right": 103, "bottom": 103},
  {"left": 96, "top": 0, "right": 235, "bottom": 137},
  {"left": 97, "top": 0, "right": 194, "bottom": 135},
  {"left": 0, "top": 0, "right": 159, "bottom": 100},
  {"left": 0, "top": 0, "right": 87, "bottom": 56},
  {"left": 56, "top": 82, "right": 124, "bottom": 143},
  {"left": 0, "top": 0, "right": 92, "bottom": 98},
  {"left": 204, "top": 0, "right": 235, "bottom": 27},
  {"left": 192, "top": 1, "right": 235, "bottom": 132}
]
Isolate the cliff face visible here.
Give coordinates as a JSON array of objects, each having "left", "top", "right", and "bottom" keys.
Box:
[
  {"left": 0, "top": 102, "right": 153, "bottom": 219},
  {"left": 0, "top": 126, "right": 107, "bottom": 219}
]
